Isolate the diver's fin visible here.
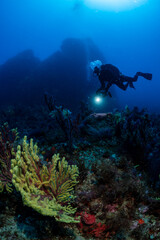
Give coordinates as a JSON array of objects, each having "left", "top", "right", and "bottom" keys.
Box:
[{"left": 137, "top": 72, "right": 152, "bottom": 80}]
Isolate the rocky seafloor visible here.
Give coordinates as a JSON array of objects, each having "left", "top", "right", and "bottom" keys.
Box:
[{"left": 0, "top": 104, "right": 160, "bottom": 240}]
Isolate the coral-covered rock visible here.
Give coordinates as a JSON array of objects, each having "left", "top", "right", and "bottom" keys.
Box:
[
  {"left": 81, "top": 212, "right": 96, "bottom": 225},
  {"left": 90, "top": 198, "right": 103, "bottom": 214}
]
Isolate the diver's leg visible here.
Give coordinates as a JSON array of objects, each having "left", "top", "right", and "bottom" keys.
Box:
[
  {"left": 116, "top": 82, "right": 129, "bottom": 90},
  {"left": 121, "top": 75, "right": 136, "bottom": 82},
  {"left": 120, "top": 75, "right": 136, "bottom": 89}
]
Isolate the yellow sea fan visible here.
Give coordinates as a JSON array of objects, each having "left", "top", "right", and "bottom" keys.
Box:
[{"left": 11, "top": 136, "right": 79, "bottom": 223}]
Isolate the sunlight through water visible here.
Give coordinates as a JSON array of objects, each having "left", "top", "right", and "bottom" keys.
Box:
[{"left": 84, "top": 0, "right": 147, "bottom": 11}]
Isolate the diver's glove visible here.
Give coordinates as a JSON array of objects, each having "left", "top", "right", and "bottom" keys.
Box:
[
  {"left": 96, "top": 89, "right": 112, "bottom": 98},
  {"left": 107, "top": 91, "right": 112, "bottom": 98},
  {"left": 96, "top": 88, "right": 104, "bottom": 94}
]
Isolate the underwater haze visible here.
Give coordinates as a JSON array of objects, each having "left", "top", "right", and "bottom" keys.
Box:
[
  {"left": 0, "top": 0, "right": 159, "bottom": 111},
  {"left": 2, "top": 1, "right": 160, "bottom": 240}
]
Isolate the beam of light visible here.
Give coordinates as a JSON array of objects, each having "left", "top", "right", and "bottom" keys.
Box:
[{"left": 84, "top": 0, "right": 147, "bottom": 11}]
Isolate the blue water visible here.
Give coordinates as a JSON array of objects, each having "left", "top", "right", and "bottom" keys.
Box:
[
  {"left": 0, "top": 0, "right": 159, "bottom": 112},
  {"left": 1, "top": 2, "right": 160, "bottom": 239}
]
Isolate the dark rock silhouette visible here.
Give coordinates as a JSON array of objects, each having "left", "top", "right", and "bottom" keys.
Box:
[
  {"left": 0, "top": 38, "right": 115, "bottom": 111},
  {"left": 0, "top": 49, "right": 40, "bottom": 105},
  {"left": 39, "top": 38, "right": 89, "bottom": 109}
]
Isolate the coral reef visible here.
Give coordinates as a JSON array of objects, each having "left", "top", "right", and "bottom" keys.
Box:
[
  {"left": 0, "top": 105, "right": 160, "bottom": 239},
  {"left": 0, "top": 123, "right": 18, "bottom": 192},
  {"left": 45, "top": 92, "right": 81, "bottom": 152}
]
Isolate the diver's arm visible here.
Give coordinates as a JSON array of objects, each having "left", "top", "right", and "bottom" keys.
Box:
[
  {"left": 96, "top": 79, "right": 105, "bottom": 93},
  {"left": 105, "top": 82, "right": 112, "bottom": 92},
  {"left": 100, "top": 78, "right": 105, "bottom": 89}
]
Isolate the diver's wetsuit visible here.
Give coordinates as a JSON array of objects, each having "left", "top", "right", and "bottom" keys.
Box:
[{"left": 94, "top": 64, "right": 152, "bottom": 96}]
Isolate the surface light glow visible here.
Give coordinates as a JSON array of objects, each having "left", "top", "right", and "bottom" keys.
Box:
[{"left": 84, "top": 0, "right": 147, "bottom": 11}]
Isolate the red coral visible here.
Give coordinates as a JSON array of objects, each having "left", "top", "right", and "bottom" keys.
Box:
[
  {"left": 76, "top": 211, "right": 107, "bottom": 238},
  {"left": 138, "top": 219, "right": 145, "bottom": 224},
  {"left": 81, "top": 212, "right": 96, "bottom": 225},
  {"left": 88, "top": 222, "right": 107, "bottom": 238}
]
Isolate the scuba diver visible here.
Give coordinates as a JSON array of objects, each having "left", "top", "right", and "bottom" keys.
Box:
[{"left": 90, "top": 60, "right": 152, "bottom": 97}]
